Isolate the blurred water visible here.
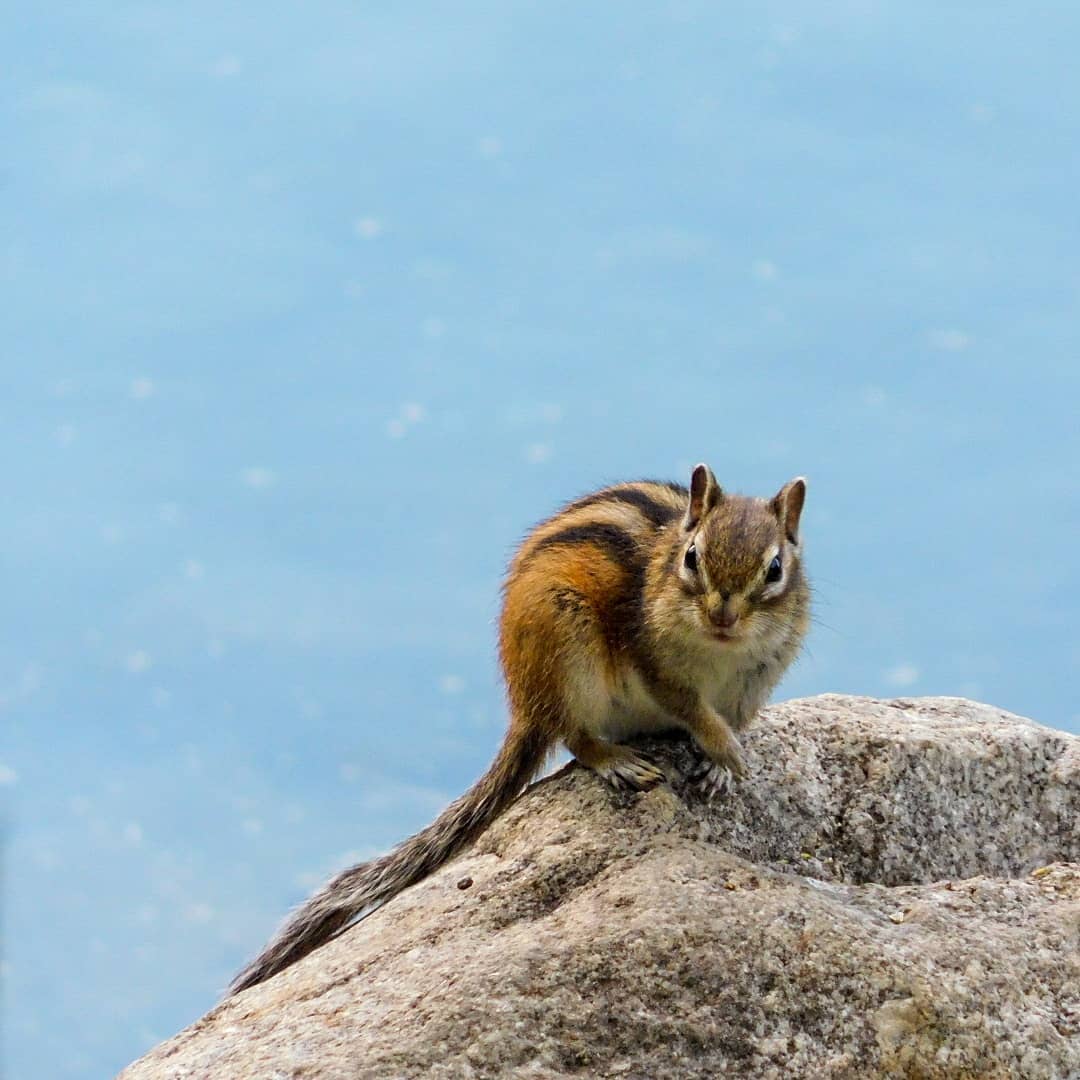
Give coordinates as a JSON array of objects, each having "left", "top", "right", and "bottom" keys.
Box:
[{"left": 3, "top": 3, "right": 1079, "bottom": 1075}]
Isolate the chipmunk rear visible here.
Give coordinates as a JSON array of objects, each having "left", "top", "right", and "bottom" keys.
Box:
[{"left": 228, "top": 465, "right": 809, "bottom": 994}]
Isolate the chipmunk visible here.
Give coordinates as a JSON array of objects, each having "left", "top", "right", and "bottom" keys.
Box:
[{"left": 228, "top": 464, "right": 809, "bottom": 995}]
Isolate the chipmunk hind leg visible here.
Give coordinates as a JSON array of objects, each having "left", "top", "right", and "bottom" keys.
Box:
[
  {"left": 565, "top": 728, "right": 667, "bottom": 791},
  {"left": 503, "top": 572, "right": 665, "bottom": 792},
  {"left": 537, "top": 618, "right": 666, "bottom": 792},
  {"left": 511, "top": 654, "right": 664, "bottom": 791}
]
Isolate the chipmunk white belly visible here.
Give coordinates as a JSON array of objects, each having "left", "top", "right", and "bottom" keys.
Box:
[
  {"left": 698, "top": 650, "right": 758, "bottom": 724},
  {"left": 596, "top": 642, "right": 769, "bottom": 743},
  {"left": 600, "top": 667, "right": 674, "bottom": 742}
]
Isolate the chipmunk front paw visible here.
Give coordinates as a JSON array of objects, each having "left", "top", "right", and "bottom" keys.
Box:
[
  {"left": 687, "top": 736, "right": 746, "bottom": 799},
  {"left": 688, "top": 759, "right": 737, "bottom": 800}
]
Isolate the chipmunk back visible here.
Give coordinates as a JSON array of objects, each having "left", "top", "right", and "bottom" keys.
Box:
[{"left": 228, "top": 464, "right": 809, "bottom": 995}]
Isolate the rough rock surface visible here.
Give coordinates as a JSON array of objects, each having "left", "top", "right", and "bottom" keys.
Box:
[{"left": 120, "top": 695, "right": 1080, "bottom": 1079}]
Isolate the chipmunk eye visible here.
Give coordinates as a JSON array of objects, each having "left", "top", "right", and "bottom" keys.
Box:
[
  {"left": 684, "top": 544, "right": 698, "bottom": 573},
  {"left": 765, "top": 555, "right": 782, "bottom": 583}
]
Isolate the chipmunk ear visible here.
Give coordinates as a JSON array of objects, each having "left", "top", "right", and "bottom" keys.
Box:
[
  {"left": 771, "top": 477, "right": 806, "bottom": 545},
  {"left": 684, "top": 463, "right": 722, "bottom": 531}
]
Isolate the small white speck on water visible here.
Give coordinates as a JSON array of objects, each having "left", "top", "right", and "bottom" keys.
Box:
[{"left": 886, "top": 663, "right": 920, "bottom": 688}]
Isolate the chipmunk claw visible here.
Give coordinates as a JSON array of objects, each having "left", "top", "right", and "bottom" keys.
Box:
[
  {"left": 687, "top": 745, "right": 744, "bottom": 799},
  {"left": 598, "top": 751, "right": 667, "bottom": 792},
  {"left": 693, "top": 761, "right": 735, "bottom": 800}
]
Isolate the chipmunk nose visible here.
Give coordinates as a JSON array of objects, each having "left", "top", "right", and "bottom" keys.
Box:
[{"left": 708, "top": 597, "right": 741, "bottom": 630}]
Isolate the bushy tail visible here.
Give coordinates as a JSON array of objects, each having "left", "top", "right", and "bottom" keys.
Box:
[{"left": 227, "top": 726, "right": 549, "bottom": 996}]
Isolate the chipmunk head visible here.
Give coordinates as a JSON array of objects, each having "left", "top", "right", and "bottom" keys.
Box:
[{"left": 672, "top": 464, "right": 807, "bottom": 649}]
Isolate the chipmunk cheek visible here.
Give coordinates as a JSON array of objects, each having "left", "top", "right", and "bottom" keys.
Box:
[{"left": 688, "top": 600, "right": 706, "bottom": 623}]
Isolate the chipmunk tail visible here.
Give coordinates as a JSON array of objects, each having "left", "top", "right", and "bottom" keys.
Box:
[{"left": 227, "top": 724, "right": 550, "bottom": 996}]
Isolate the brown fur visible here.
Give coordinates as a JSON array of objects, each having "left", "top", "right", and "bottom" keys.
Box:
[{"left": 227, "top": 467, "right": 809, "bottom": 996}]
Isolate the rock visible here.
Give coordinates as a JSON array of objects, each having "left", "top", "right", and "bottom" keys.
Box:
[{"left": 118, "top": 695, "right": 1080, "bottom": 1079}]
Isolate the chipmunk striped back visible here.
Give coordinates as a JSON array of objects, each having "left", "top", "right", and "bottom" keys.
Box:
[
  {"left": 503, "top": 480, "right": 689, "bottom": 677},
  {"left": 501, "top": 482, "right": 686, "bottom": 741}
]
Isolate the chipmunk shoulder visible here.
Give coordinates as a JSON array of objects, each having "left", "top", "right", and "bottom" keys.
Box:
[{"left": 228, "top": 464, "right": 809, "bottom": 995}]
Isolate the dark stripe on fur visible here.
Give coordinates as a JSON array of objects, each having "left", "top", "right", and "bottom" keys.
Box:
[
  {"left": 568, "top": 486, "right": 682, "bottom": 528},
  {"left": 531, "top": 522, "right": 641, "bottom": 568}
]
